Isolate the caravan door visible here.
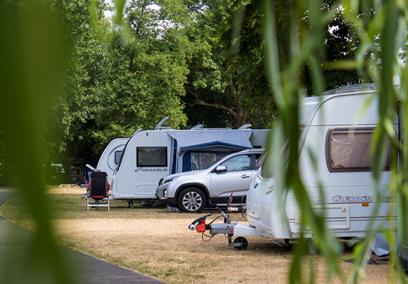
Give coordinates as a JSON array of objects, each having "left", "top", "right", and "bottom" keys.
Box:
[
  {"left": 134, "top": 146, "right": 169, "bottom": 195},
  {"left": 112, "top": 131, "right": 172, "bottom": 199}
]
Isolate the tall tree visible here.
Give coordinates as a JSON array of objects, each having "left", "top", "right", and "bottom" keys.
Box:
[
  {"left": 56, "top": 0, "right": 191, "bottom": 162},
  {"left": 55, "top": 0, "right": 112, "bottom": 161},
  {"left": 184, "top": 0, "right": 275, "bottom": 128},
  {"left": 183, "top": 0, "right": 362, "bottom": 128},
  {"left": 88, "top": 0, "right": 190, "bottom": 153}
]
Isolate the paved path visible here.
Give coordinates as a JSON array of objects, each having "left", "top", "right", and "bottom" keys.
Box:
[{"left": 0, "top": 189, "right": 162, "bottom": 284}]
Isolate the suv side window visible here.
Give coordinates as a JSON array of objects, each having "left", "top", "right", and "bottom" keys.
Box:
[{"left": 220, "top": 154, "right": 251, "bottom": 172}]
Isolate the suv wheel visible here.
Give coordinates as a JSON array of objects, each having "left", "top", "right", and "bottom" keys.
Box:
[{"left": 177, "top": 187, "right": 206, "bottom": 213}]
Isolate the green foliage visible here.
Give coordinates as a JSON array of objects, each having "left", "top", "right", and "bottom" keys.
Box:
[
  {"left": 340, "top": 1, "right": 408, "bottom": 282},
  {"left": 314, "top": 3, "right": 362, "bottom": 89},
  {"left": 44, "top": 0, "right": 367, "bottom": 162},
  {"left": 57, "top": 0, "right": 189, "bottom": 160},
  {"left": 183, "top": 0, "right": 363, "bottom": 128},
  {"left": 0, "top": 0, "right": 72, "bottom": 283},
  {"left": 0, "top": 0, "right": 368, "bottom": 167},
  {"left": 1, "top": 0, "right": 408, "bottom": 283},
  {"left": 54, "top": 0, "right": 113, "bottom": 159},
  {"left": 262, "top": 0, "right": 408, "bottom": 283},
  {"left": 184, "top": 0, "right": 276, "bottom": 127},
  {"left": 0, "top": 132, "right": 9, "bottom": 186}
]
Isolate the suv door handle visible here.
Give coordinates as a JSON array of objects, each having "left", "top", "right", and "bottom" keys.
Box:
[{"left": 241, "top": 174, "right": 250, "bottom": 178}]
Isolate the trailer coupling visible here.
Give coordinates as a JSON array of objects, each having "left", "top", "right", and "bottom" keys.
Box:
[
  {"left": 188, "top": 214, "right": 214, "bottom": 233},
  {"left": 187, "top": 212, "right": 248, "bottom": 249},
  {"left": 188, "top": 213, "right": 234, "bottom": 239}
]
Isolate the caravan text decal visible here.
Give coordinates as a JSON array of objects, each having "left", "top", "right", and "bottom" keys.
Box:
[
  {"left": 135, "top": 168, "right": 168, "bottom": 173},
  {"left": 331, "top": 195, "right": 372, "bottom": 203}
]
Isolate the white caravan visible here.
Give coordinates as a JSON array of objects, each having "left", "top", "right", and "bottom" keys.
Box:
[
  {"left": 94, "top": 118, "right": 171, "bottom": 183},
  {"left": 111, "top": 128, "right": 268, "bottom": 201},
  {"left": 189, "top": 84, "right": 396, "bottom": 247},
  {"left": 96, "top": 138, "right": 128, "bottom": 184}
]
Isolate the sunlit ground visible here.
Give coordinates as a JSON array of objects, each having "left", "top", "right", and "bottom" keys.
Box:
[{"left": 0, "top": 185, "right": 390, "bottom": 284}]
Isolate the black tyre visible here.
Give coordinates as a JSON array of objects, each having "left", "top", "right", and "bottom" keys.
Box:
[
  {"left": 177, "top": 187, "right": 206, "bottom": 213},
  {"left": 233, "top": 237, "right": 248, "bottom": 250}
]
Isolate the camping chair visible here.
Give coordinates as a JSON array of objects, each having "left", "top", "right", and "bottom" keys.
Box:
[{"left": 86, "top": 171, "right": 110, "bottom": 211}]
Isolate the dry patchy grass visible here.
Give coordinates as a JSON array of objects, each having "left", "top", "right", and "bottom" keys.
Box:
[{"left": 0, "top": 185, "right": 390, "bottom": 283}]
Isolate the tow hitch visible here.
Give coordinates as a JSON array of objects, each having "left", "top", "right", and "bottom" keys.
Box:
[
  {"left": 188, "top": 210, "right": 248, "bottom": 249},
  {"left": 188, "top": 214, "right": 213, "bottom": 233},
  {"left": 188, "top": 193, "right": 250, "bottom": 249}
]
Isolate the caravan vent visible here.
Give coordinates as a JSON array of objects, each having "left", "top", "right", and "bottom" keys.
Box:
[{"left": 238, "top": 124, "right": 252, "bottom": 129}]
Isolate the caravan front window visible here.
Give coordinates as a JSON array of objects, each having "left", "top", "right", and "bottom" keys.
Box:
[
  {"left": 326, "top": 128, "right": 389, "bottom": 172},
  {"left": 137, "top": 147, "right": 167, "bottom": 167},
  {"left": 114, "top": 150, "right": 123, "bottom": 165}
]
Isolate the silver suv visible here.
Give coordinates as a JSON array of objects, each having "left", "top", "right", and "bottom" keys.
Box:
[{"left": 156, "top": 149, "right": 263, "bottom": 212}]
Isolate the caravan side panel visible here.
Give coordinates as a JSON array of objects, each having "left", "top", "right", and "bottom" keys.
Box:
[
  {"left": 246, "top": 92, "right": 396, "bottom": 240},
  {"left": 288, "top": 93, "right": 395, "bottom": 237}
]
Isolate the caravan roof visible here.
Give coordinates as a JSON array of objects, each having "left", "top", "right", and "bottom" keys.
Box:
[
  {"left": 300, "top": 84, "right": 377, "bottom": 126},
  {"left": 167, "top": 130, "right": 252, "bottom": 152}
]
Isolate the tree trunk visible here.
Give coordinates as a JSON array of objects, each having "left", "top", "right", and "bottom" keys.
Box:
[{"left": 228, "top": 79, "right": 247, "bottom": 128}]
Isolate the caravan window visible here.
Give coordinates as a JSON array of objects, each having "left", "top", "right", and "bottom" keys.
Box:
[
  {"left": 190, "top": 152, "right": 227, "bottom": 171},
  {"left": 137, "top": 147, "right": 167, "bottom": 167},
  {"left": 326, "top": 128, "right": 389, "bottom": 172},
  {"left": 114, "top": 150, "right": 123, "bottom": 165}
]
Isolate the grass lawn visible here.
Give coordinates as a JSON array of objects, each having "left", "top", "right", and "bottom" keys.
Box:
[{"left": 0, "top": 185, "right": 390, "bottom": 283}]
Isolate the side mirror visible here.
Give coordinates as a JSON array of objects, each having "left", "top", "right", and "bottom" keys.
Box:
[{"left": 215, "top": 165, "right": 227, "bottom": 173}]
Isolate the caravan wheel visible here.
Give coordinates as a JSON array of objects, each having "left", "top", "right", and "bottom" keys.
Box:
[
  {"left": 177, "top": 187, "right": 206, "bottom": 213},
  {"left": 233, "top": 237, "right": 248, "bottom": 250}
]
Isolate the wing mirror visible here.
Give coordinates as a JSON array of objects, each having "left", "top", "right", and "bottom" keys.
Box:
[{"left": 215, "top": 165, "right": 227, "bottom": 173}]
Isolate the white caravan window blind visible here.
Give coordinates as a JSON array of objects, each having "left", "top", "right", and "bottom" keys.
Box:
[
  {"left": 137, "top": 147, "right": 167, "bottom": 167},
  {"left": 326, "top": 128, "right": 390, "bottom": 172}
]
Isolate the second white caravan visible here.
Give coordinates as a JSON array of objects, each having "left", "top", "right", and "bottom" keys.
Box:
[
  {"left": 111, "top": 128, "right": 268, "bottom": 201},
  {"left": 189, "top": 84, "right": 396, "bottom": 247},
  {"left": 241, "top": 85, "right": 394, "bottom": 241}
]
